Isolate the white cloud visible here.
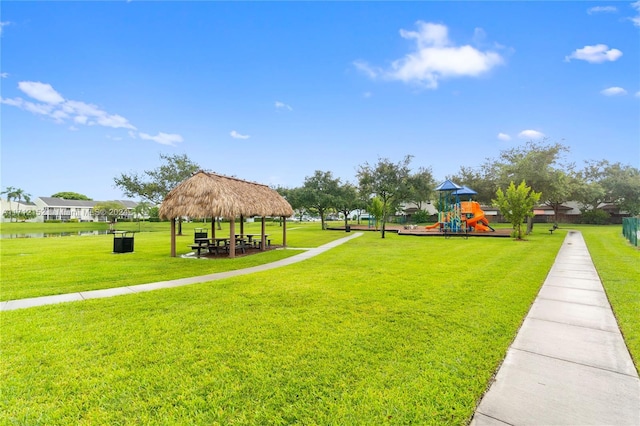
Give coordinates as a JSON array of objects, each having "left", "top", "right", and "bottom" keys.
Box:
[
  {"left": 635, "top": 91, "right": 640, "bottom": 98},
  {"left": 518, "top": 130, "right": 545, "bottom": 139},
  {"left": 274, "top": 101, "right": 293, "bottom": 111},
  {"left": 2, "top": 80, "right": 182, "bottom": 145},
  {"left": 587, "top": 6, "right": 618, "bottom": 14},
  {"left": 565, "top": 44, "right": 623, "bottom": 63},
  {"left": 601, "top": 86, "right": 627, "bottom": 96},
  {"left": 230, "top": 130, "right": 250, "bottom": 140},
  {"left": 69, "top": 126, "right": 79, "bottom": 131},
  {"left": 0, "top": 72, "right": 8, "bottom": 78},
  {"left": 354, "top": 21, "right": 504, "bottom": 89},
  {"left": 363, "top": 91, "right": 373, "bottom": 98},
  {"left": 138, "top": 132, "right": 183, "bottom": 146},
  {"left": 497, "top": 132, "right": 511, "bottom": 141},
  {"left": 630, "top": 1, "right": 640, "bottom": 26},
  {"left": 0, "top": 21, "right": 10, "bottom": 35},
  {"left": 18, "top": 81, "right": 64, "bottom": 104}
]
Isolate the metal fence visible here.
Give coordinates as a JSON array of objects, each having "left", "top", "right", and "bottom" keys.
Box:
[{"left": 622, "top": 217, "right": 639, "bottom": 247}]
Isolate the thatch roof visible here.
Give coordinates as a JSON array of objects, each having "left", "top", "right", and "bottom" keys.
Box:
[{"left": 159, "top": 171, "right": 293, "bottom": 220}]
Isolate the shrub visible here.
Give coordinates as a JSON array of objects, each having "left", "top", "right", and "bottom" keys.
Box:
[{"left": 581, "top": 209, "right": 610, "bottom": 225}]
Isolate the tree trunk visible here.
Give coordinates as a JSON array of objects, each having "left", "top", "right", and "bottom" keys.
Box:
[{"left": 526, "top": 216, "right": 534, "bottom": 234}]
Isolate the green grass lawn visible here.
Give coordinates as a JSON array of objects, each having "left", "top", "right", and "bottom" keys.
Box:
[
  {"left": 1, "top": 223, "right": 637, "bottom": 424},
  {"left": 0, "top": 222, "right": 342, "bottom": 300},
  {"left": 580, "top": 225, "right": 640, "bottom": 368},
  {"left": 1, "top": 226, "right": 567, "bottom": 424}
]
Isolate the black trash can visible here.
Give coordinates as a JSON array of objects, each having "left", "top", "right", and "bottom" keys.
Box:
[
  {"left": 345, "top": 225, "right": 351, "bottom": 233},
  {"left": 194, "top": 228, "right": 208, "bottom": 242},
  {"left": 113, "top": 231, "right": 134, "bottom": 253}
]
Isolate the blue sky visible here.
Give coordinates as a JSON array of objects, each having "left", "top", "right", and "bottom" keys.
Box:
[{"left": 1, "top": 1, "right": 639, "bottom": 201}]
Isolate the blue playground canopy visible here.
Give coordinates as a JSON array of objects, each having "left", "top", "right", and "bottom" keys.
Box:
[
  {"left": 435, "top": 179, "right": 462, "bottom": 192},
  {"left": 453, "top": 185, "right": 478, "bottom": 196}
]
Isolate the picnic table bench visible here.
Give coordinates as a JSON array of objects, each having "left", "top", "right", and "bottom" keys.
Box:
[{"left": 549, "top": 224, "right": 558, "bottom": 234}]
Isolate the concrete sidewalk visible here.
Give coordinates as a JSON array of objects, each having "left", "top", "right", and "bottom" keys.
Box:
[
  {"left": 471, "top": 230, "right": 640, "bottom": 425},
  {"left": 0, "top": 232, "right": 363, "bottom": 312}
]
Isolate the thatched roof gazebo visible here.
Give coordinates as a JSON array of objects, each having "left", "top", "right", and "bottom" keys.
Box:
[{"left": 159, "top": 171, "right": 294, "bottom": 257}]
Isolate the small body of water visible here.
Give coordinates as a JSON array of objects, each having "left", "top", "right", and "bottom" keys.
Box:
[{"left": 1, "top": 230, "right": 113, "bottom": 239}]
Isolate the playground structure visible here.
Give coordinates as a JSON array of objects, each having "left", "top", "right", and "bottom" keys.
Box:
[{"left": 425, "top": 180, "right": 495, "bottom": 233}]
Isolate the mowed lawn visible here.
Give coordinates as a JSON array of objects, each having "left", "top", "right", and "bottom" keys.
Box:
[
  {"left": 1, "top": 222, "right": 339, "bottom": 300},
  {"left": 580, "top": 226, "right": 640, "bottom": 369},
  {"left": 1, "top": 226, "right": 569, "bottom": 425}
]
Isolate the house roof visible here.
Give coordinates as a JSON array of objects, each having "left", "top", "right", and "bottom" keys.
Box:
[
  {"left": 38, "top": 197, "right": 98, "bottom": 207},
  {"left": 159, "top": 171, "right": 294, "bottom": 219},
  {"left": 37, "top": 197, "right": 138, "bottom": 208}
]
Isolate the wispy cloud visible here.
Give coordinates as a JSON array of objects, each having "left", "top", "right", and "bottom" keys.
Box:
[
  {"left": 274, "top": 101, "right": 293, "bottom": 111},
  {"left": 138, "top": 132, "right": 183, "bottom": 146},
  {"left": 497, "top": 132, "right": 511, "bottom": 141},
  {"left": 230, "top": 130, "right": 250, "bottom": 140},
  {"left": 630, "top": 1, "right": 640, "bottom": 26},
  {"left": 600, "top": 86, "right": 627, "bottom": 96},
  {"left": 518, "top": 130, "right": 545, "bottom": 139},
  {"left": 565, "top": 44, "right": 623, "bottom": 63},
  {"left": 0, "top": 21, "right": 10, "bottom": 35},
  {"left": 636, "top": 90, "right": 640, "bottom": 98},
  {"left": 1, "top": 80, "right": 183, "bottom": 145},
  {"left": 0, "top": 72, "right": 8, "bottom": 78},
  {"left": 587, "top": 5, "right": 618, "bottom": 14},
  {"left": 354, "top": 21, "right": 504, "bottom": 89}
]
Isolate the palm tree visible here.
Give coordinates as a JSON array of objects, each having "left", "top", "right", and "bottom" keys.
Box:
[
  {"left": 2, "top": 186, "right": 19, "bottom": 222},
  {"left": 133, "top": 201, "right": 152, "bottom": 231}
]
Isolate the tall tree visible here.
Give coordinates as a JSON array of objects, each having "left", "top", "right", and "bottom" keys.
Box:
[
  {"left": 406, "top": 167, "right": 436, "bottom": 210},
  {"left": 334, "top": 182, "right": 363, "bottom": 229},
  {"left": 601, "top": 162, "right": 640, "bottom": 216},
  {"left": 114, "top": 153, "right": 199, "bottom": 204},
  {"left": 357, "top": 155, "right": 412, "bottom": 238},
  {"left": 1, "top": 187, "right": 31, "bottom": 222},
  {"left": 114, "top": 153, "right": 199, "bottom": 235},
  {"left": 493, "top": 181, "right": 541, "bottom": 240},
  {"left": 495, "top": 140, "right": 571, "bottom": 232},
  {"left": 51, "top": 192, "right": 92, "bottom": 200},
  {"left": 1, "top": 186, "right": 19, "bottom": 222},
  {"left": 298, "top": 171, "right": 341, "bottom": 230},
  {"left": 447, "top": 163, "right": 500, "bottom": 205}
]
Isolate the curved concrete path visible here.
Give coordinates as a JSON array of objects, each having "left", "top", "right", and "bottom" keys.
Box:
[
  {"left": 0, "top": 232, "right": 363, "bottom": 312},
  {"left": 471, "top": 230, "right": 640, "bottom": 425}
]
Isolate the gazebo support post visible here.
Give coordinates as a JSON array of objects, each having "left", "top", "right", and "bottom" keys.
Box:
[
  {"left": 282, "top": 216, "right": 287, "bottom": 247},
  {"left": 260, "top": 217, "right": 266, "bottom": 251},
  {"left": 170, "top": 218, "right": 176, "bottom": 257},
  {"left": 240, "top": 215, "right": 244, "bottom": 237},
  {"left": 229, "top": 218, "right": 236, "bottom": 258},
  {"left": 211, "top": 217, "right": 216, "bottom": 239}
]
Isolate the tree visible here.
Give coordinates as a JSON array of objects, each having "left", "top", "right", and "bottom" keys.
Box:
[
  {"left": 494, "top": 140, "right": 571, "bottom": 231},
  {"left": 357, "top": 155, "right": 412, "bottom": 238},
  {"left": 1, "top": 187, "right": 31, "bottom": 222},
  {"left": 448, "top": 163, "right": 500, "bottom": 205},
  {"left": 493, "top": 181, "right": 541, "bottom": 240},
  {"left": 573, "top": 160, "right": 608, "bottom": 213},
  {"left": 133, "top": 200, "right": 153, "bottom": 231},
  {"left": 114, "top": 153, "right": 200, "bottom": 204},
  {"left": 298, "top": 171, "right": 341, "bottom": 230},
  {"left": 51, "top": 192, "right": 92, "bottom": 200},
  {"left": 600, "top": 162, "right": 640, "bottom": 217},
  {"left": 114, "top": 153, "right": 199, "bottom": 235},
  {"left": 573, "top": 160, "right": 640, "bottom": 218},
  {"left": 93, "top": 201, "right": 127, "bottom": 227},
  {"left": 334, "top": 182, "right": 363, "bottom": 229},
  {"left": 368, "top": 196, "right": 384, "bottom": 231},
  {"left": 406, "top": 167, "right": 436, "bottom": 210},
  {"left": 1, "top": 186, "right": 19, "bottom": 222}
]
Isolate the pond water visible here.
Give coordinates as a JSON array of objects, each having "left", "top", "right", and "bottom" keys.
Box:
[{"left": 0, "top": 230, "right": 113, "bottom": 239}]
